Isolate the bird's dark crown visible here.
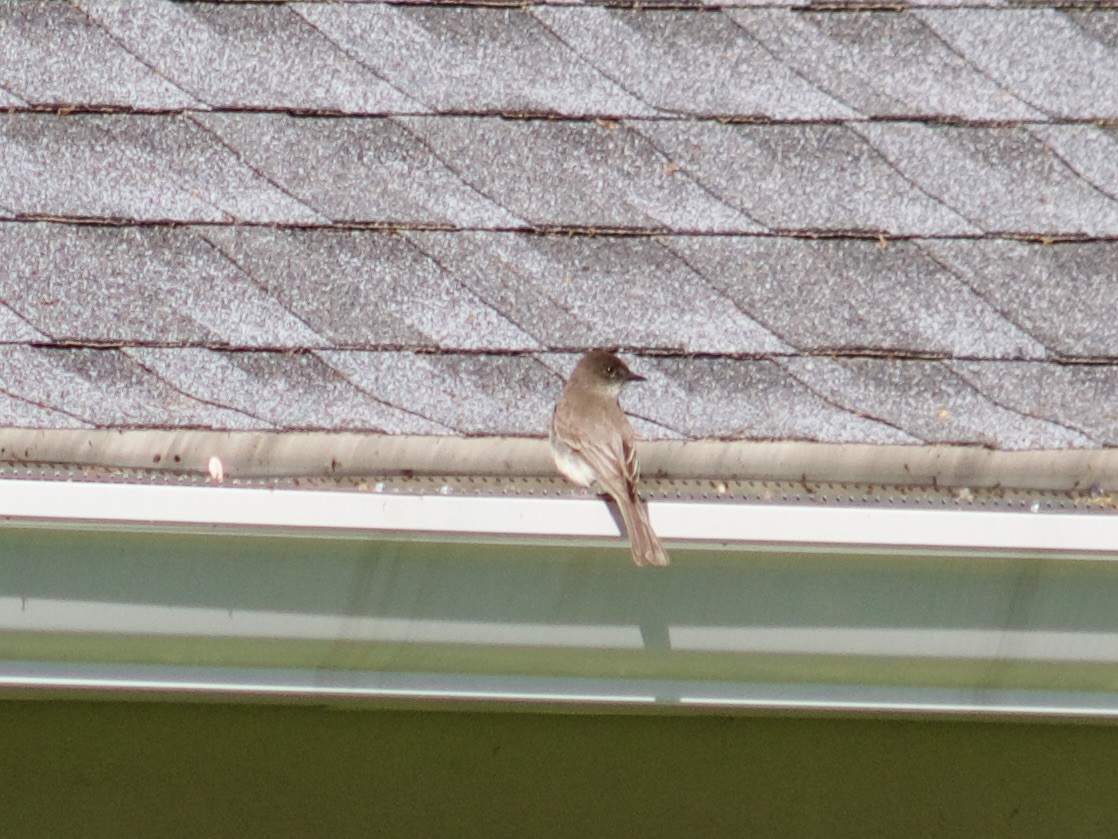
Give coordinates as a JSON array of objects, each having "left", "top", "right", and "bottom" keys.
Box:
[{"left": 573, "top": 350, "right": 646, "bottom": 385}]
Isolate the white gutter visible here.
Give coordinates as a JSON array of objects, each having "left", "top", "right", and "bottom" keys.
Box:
[
  {"left": 0, "top": 477, "right": 1114, "bottom": 556},
  {"left": 3, "top": 475, "right": 1118, "bottom": 719}
]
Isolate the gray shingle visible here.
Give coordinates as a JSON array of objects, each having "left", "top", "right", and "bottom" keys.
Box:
[
  {"left": 199, "top": 226, "right": 538, "bottom": 351},
  {"left": 405, "top": 231, "right": 788, "bottom": 353},
  {"left": 128, "top": 347, "right": 448, "bottom": 433},
  {"left": 401, "top": 116, "right": 759, "bottom": 232},
  {"left": 194, "top": 112, "right": 523, "bottom": 227},
  {"left": 0, "top": 342, "right": 1112, "bottom": 449},
  {"left": 0, "top": 391, "right": 90, "bottom": 429},
  {"left": 855, "top": 123, "right": 1118, "bottom": 236},
  {"left": 264, "top": 0, "right": 1012, "bottom": 6},
  {"left": 0, "top": 1, "right": 1114, "bottom": 456},
  {"left": 9, "top": 222, "right": 1112, "bottom": 363},
  {"left": 296, "top": 4, "right": 654, "bottom": 117},
  {"left": 1030, "top": 125, "right": 1118, "bottom": 203},
  {"left": 530, "top": 8, "right": 854, "bottom": 120},
  {"left": 950, "top": 361, "right": 1118, "bottom": 447},
  {"left": 0, "top": 223, "right": 322, "bottom": 347},
  {"left": 0, "top": 0, "right": 199, "bottom": 110},
  {"left": 0, "top": 346, "right": 262, "bottom": 428},
  {"left": 638, "top": 122, "right": 977, "bottom": 235},
  {"left": 0, "top": 86, "right": 26, "bottom": 108},
  {"left": 727, "top": 9, "right": 1042, "bottom": 121},
  {"left": 320, "top": 351, "right": 559, "bottom": 435},
  {"left": 0, "top": 114, "right": 326, "bottom": 223},
  {"left": 11, "top": 3, "right": 1096, "bottom": 121},
  {"left": 922, "top": 239, "right": 1118, "bottom": 360},
  {"left": 917, "top": 9, "right": 1118, "bottom": 119},
  {"left": 665, "top": 236, "right": 1046, "bottom": 359},
  {"left": 780, "top": 357, "right": 1093, "bottom": 449},
  {"left": 622, "top": 356, "right": 920, "bottom": 444},
  {"left": 8, "top": 112, "right": 1116, "bottom": 235},
  {"left": 0, "top": 302, "right": 47, "bottom": 342},
  {"left": 1067, "top": 10, "right": 1118, "bottom": 50},
  {"left": 81, "top": 0, "right": 417, "bottom": 113}
]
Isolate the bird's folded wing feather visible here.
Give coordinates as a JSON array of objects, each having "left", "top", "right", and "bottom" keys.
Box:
[{"left": 552, "top": 403, "right": 639, "bottom": 502}]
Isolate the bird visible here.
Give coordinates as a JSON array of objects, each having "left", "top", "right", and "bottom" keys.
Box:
[{"left": 550, "top": 350, "right": 670, "bottom": 567}]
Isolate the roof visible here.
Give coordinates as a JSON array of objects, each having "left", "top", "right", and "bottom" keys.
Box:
[{"left": 1, "top": 1, "right": 1117, "bottom": 451}]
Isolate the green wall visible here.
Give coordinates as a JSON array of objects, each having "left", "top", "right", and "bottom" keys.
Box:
[{"left": 2, "top": 701, "right": 1116, "bottom": 838}]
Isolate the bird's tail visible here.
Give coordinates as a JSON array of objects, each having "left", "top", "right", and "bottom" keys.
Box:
[{"left": 618, "top": 496, "right": 671, "bottom": 567}]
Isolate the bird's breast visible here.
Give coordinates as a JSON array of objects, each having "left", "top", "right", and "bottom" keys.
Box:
[{"left": 549, "top": 435, "right": 598, "bottom": 489}]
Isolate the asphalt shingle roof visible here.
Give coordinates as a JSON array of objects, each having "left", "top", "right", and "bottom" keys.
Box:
[
  {"left": 1, "top": 1, "right": 1116, "bottom": 451},
  {"left": 5, "top": 113, "right": 1118, "bottom": 235},
  {"left": 6, "top": 5, "right": 1118, "bottom": 119}
]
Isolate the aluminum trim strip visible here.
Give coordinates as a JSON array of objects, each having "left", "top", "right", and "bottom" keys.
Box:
[{"left": 0, "top": 478, "right": 1115, "bottom": 554}]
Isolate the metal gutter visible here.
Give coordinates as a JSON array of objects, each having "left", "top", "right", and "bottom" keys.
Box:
[
  {"left": 0, "top": 477, "right": 1115, "bottom": 557},
  {"left": 1, "top": 438, "right": 1117, "bottom": 719}
]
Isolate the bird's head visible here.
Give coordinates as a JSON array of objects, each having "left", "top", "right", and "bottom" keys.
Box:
[{"left": 570, "top": 350, "right": 646, "bottom": 396}]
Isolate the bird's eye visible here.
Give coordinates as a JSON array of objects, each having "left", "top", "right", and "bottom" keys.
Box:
[{"left": 606, "top": 366, "right": 616, "bottom": 375}]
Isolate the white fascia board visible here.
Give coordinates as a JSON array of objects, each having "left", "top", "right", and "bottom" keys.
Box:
[{"left": 0, "top": 477, "right": 1115, "bottom": 556}]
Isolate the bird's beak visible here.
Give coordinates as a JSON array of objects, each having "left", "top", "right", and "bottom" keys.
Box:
[{"left": 627, "top": 370, "right": 646, "bottom": 383}]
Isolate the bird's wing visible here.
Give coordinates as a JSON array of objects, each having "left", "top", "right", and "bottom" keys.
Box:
[
  {"left": 552, "top": 400, "right": 639, "bottom": 503},
  {"left": 621, "top": 414, "right": 640, "bottom": 487}
]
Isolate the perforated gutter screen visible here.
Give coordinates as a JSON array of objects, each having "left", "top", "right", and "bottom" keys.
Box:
[{"left": 2, "top": 444, "right": 1118, "bottom": 720}]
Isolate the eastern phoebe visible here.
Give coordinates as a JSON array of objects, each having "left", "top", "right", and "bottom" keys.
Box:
[{"left": 550, "top": 350, "right": 670, "bottom": 567}]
